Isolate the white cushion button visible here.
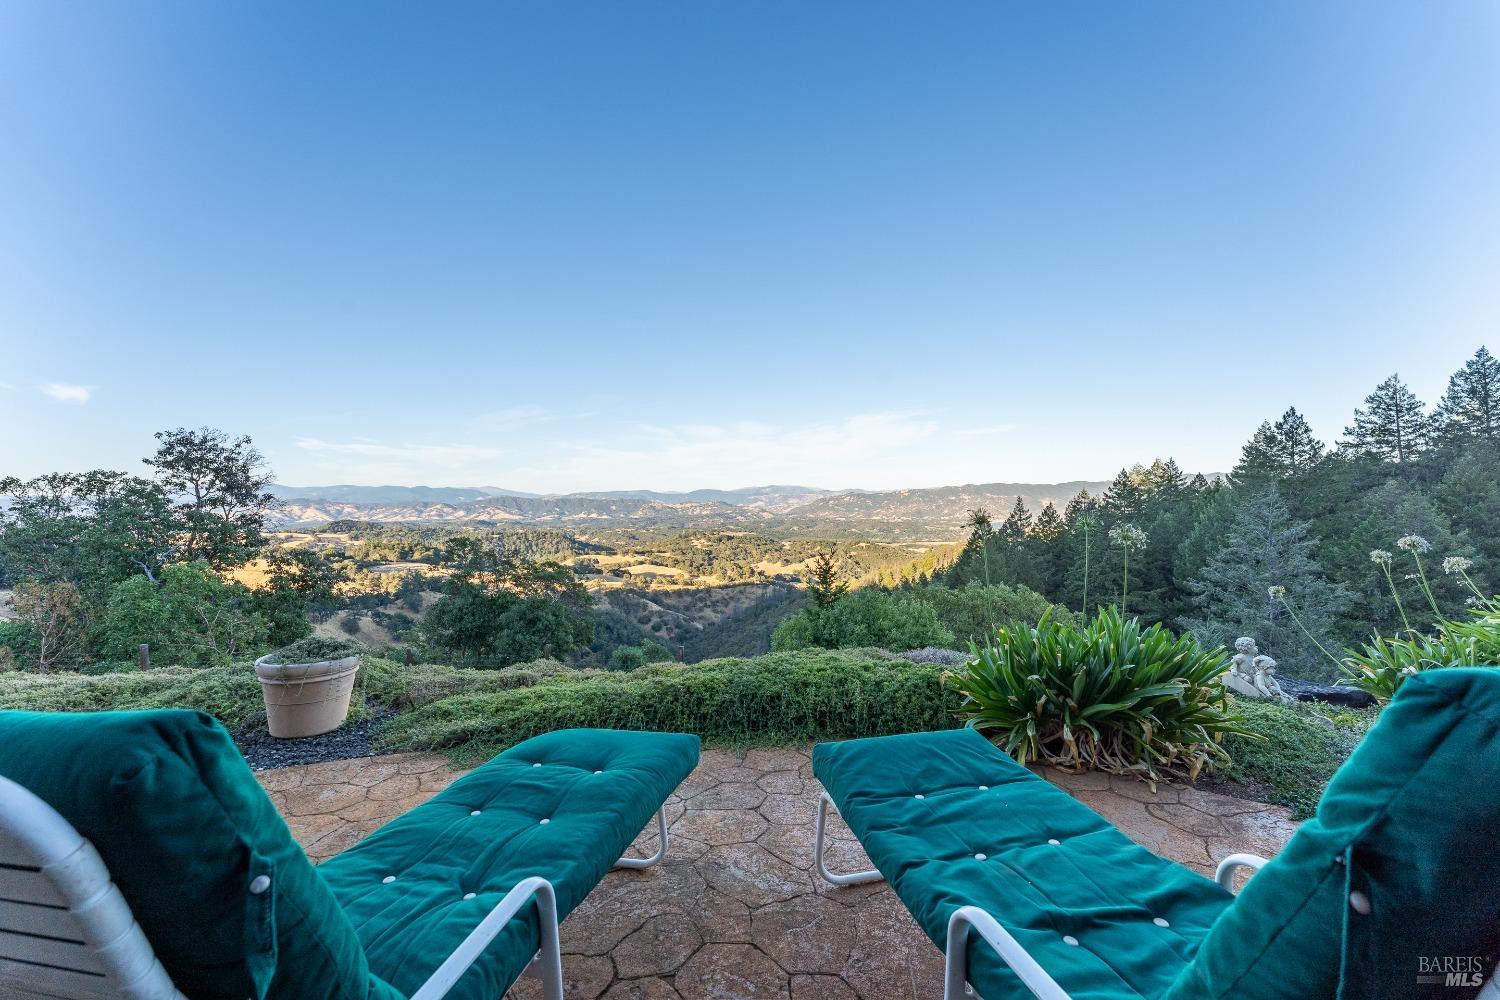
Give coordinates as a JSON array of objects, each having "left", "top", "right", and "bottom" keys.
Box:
[
  {"left": 979, "top": 785, "right": 989, "bottom": 791},
  {"left": 1348, "top": 890, "right": 1371, "bottom": 915},
  {"left": 532, "top": 762, "right": 542, "bottom": 768},
  {"left": 540, "top": 818, "right": 550, "bottom": 825},
  {"left": 1062, "top": 935, "right": 1079, "bottom": 946},
  {"left": 382, "top": 876, "right": 395, "bottom": 884},
  {"left": 974, "top": 853, "right": 987, "bottom": 861},
  {"left": 1153, "top": 917, "right": 1170, "bottom": 928},
  {"left": 914, "top": 794, "right": 925, "bottom": 800},
  {"left": 594, "top": 770, "right": 603, "bottom": 775},
  {"left": 248, "top": 875, "right": 271, "bottom": 895},
  {"left": 1048, "top": 838, "right": 1061, "bottom": 846},
  {"left": 463, "top": 892, "right": 476, "bottom": 900},
  {"left": 470, "top": 810, "right": 482, "bottom": 816}
]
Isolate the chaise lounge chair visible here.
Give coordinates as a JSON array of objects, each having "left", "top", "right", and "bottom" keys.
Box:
[
  {"left": 0, "top": 709, "right": 700, "bottom": 999},
  {"left": 811, "top": 667, "right": 1500, "bottom": 1000}
]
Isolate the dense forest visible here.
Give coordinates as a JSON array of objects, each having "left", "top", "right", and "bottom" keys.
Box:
[{"left": 932, "top": 350, "right": 1499, "bottom": 679}]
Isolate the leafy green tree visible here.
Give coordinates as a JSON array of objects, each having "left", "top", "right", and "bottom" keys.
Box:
[
  {"left": 0, "top": 472, "right": 175, "bottom": 607},
  {"left": 1436, "top": 347, "right": 1500, "bottom": 447},
  {"left": 1342, "top": 374, "right": 1435, "bottom": 465},
  {"left": 771, "top": 589, "right": 954, "bottom": 652},
  {"left": 97, "top": 562, "right": 269, "bottom": 667},
  {"left": 917, "top": 582, "right": 1069, "bottom": 644},
  {"left": 144, "top": 427, "right": 278, "bottom": 568},
  {"left": 8, "top": 581, "right": 88, "bottom": 671},
  {"left": 421, "top": 539, "right": 593, "bottom": 667},
  {"left": 1180, "top": 489, "right": 1350, "bottom": 680}
]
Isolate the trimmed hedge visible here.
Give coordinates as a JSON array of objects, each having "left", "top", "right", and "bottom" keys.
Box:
[
  {"left": 0, "top": 657, "right": 544, "bottom": 732},
  {"left": 379, "top": 649, "right": 964, "bottom": 764}
]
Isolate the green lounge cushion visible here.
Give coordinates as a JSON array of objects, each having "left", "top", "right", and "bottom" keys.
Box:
[
  {"left": 319, "top": 727, "right": 700, "bottom": 1000},
  {"left": 0, "top": 709, "right": 392, "bottom": 1000},
  {"left": 814, "top": 727, "right": 1232, "bottom": 1000},
  {"left": 1166, "top": 667, "right": 1500, "bottom": 1000}
]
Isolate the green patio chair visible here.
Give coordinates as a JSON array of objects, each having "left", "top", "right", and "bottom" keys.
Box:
[
  {"left": 0, "top": 709, "right": 699, "bottom": 999},
  {"left": 812, "top": 667, "right": 1500, "bottom": 1000}
]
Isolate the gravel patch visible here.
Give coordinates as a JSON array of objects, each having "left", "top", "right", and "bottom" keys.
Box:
[{"left": 237, "top": 710, "right": 395, "bottom": 771}]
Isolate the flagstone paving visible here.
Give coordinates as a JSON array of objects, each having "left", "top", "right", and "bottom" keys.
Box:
[{"left": 259, "top": 745, "right": 1297, "bottom": 1000}]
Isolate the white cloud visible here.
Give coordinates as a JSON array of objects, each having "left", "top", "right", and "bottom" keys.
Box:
[
  {"left": 40, "top": 382, "right": 91, "bottom": 404},
  {"left": 0, "top": 383, "right": 15, "bottom": 391}
]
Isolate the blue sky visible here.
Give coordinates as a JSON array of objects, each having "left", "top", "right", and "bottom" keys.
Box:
[{"left": 2, "top": 3, "right": 1497, "bottom": 492}]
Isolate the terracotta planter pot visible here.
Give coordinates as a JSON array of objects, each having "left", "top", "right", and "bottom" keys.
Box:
[{"left": 254, "top": 654, "right": 361, "bottom": 738}]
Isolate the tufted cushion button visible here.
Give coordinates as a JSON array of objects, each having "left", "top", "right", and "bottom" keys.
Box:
[
  {"left": 532, "top": 762, "right": 542, "bottom": 768},
  {"left": 1047, "top": 838, "right": 1060, "bottom": 846},
  {"left": 248, "top": 875, "right": 271, "bottom": 895},
  {"left": 594, "top": 770, "right": 603, "bottom": 775},
  {"left": 978, "top": 785, "right": 989, "bottom": 791},
  {"left": 1348, "top": 890, "right": 1371, "bottom": 915},
  {"left": 382, "top": 876, "right": 396, "bottom": 884},
  {"left": 974, "top": 853, "right": 987, "bottom": 861},
  {"left": 1153, "top": 917, "right": 1170, "bottom": 928},
  {"left": 1062, "top": 935, "right": 1079, "bottom": 946},
  {"left": 539, "top": 818, "right": 550, "bottom": 825},
  {"left": 914, "top": 794, "right": 925, "bottom": 800},
  {"left": 463, "top": 892, "right": 476, "bottom": 900},
  {"left": 470, "top": 810, "right": 482, "bottom": 816}
]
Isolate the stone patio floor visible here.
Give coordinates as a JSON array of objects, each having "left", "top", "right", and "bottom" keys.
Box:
[{"left": 257, "top": 746, "right": 1297, "bottom": 1000}]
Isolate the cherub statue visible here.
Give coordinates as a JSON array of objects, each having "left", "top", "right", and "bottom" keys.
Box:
[
  {"left": 1251, "top": 653, "right": 1286, "bottom": 700},
  {"left": 1230, "top": 637, "right": 1258, "bottom": 681}
]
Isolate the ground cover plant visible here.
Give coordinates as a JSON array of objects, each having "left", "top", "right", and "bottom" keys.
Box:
[
  {"left": 1212, "top": 698, "right": 1377, "bottom": 819},
  {"left": 378, "top": 649, "right": 962, "bottom": 765}
]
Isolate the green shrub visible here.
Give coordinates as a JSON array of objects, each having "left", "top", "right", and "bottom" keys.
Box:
[
  {"left": 952, "top": 607, "right": 1246, "bottom": 782},
  {"left": 772, "top": 589, "right": 955, "bottom": 653},
  {"left": 379, "top": 649, "right": 962, "bottom": 764},
  {"left": 918, "top": 582, "right": 1074, "bottom": 644},
  {"left": 1217, "top": 698, "right": 1376, "bottom": 819}
]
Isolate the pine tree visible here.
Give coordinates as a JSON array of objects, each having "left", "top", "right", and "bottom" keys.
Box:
[
  {"left": 1032, "top": 502, "right": 1065, "bottom": 542},
  {"left": 804, "top": 551, "right": 849, "bottom": 607},
  {"left": 1103, "top": 467, "right": 1147, "bottom": 517},
  {"left": 1343, "top": 374, "right": 1435, "bottom": 464},
  {"left": 1000, "top": 496, "right": 1032, "bottom": 540},
  {"left": 1235, "top": 408, "right": 1325, "bottom": 483},
  {"left": 1180, "top": 488, "right": 1351, "bottom": 681},
  {"left": 1063, "top": 489, "right": 1096, "bottom": 523},
  {"left": 1436, "top": 347, "right": 1500, "bottom": 446}
]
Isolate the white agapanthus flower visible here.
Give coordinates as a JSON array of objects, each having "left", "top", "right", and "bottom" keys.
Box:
[
  {"left": 1108, "top": 523, "right": 1148, "bottom": 550},
  {"left": 1267, "top": 585, "right": 1287, "bottom": 599},
  {"left": 1443, "top": 556, "right": 1474, "bottom": 575},
  {"left": 1370, "top": 549, "right": 1393, "bottom": 566},
  {"left": 1397, "top": 534, "right": 1432, "bottom": 554}
]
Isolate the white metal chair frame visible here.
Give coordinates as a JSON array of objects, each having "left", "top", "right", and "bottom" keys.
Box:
[
  {"left": 814, "top": 792, "right": 1268, "bottom": 1000},
  {"left": 0, "top": 777, "right": 672, "bottom": 1000}
]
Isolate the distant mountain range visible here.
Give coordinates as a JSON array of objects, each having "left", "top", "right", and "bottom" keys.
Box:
[{"left": 268, "top": 481, "right": 1118, "bottom": 541}]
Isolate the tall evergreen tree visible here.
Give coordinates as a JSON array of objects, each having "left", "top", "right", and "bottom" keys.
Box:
[
  {"left": 1032, "top": 502, "right": 1065, "bottom": 542},
  {"left": 1180, "top": 488, "right": 1350, "bottom": 681},
  {"left": 1000, "top": 496, "right": 1033, "bottom": 540},
  {"left": 1235, "top": 408, "right": 1325, "bottom": 483},
  {"left": 1342, "top": 374, "right": 1434, "bottom": 464},
  {"left": 1436, "top": 347, "right": 1500, "bottom": 446}
]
